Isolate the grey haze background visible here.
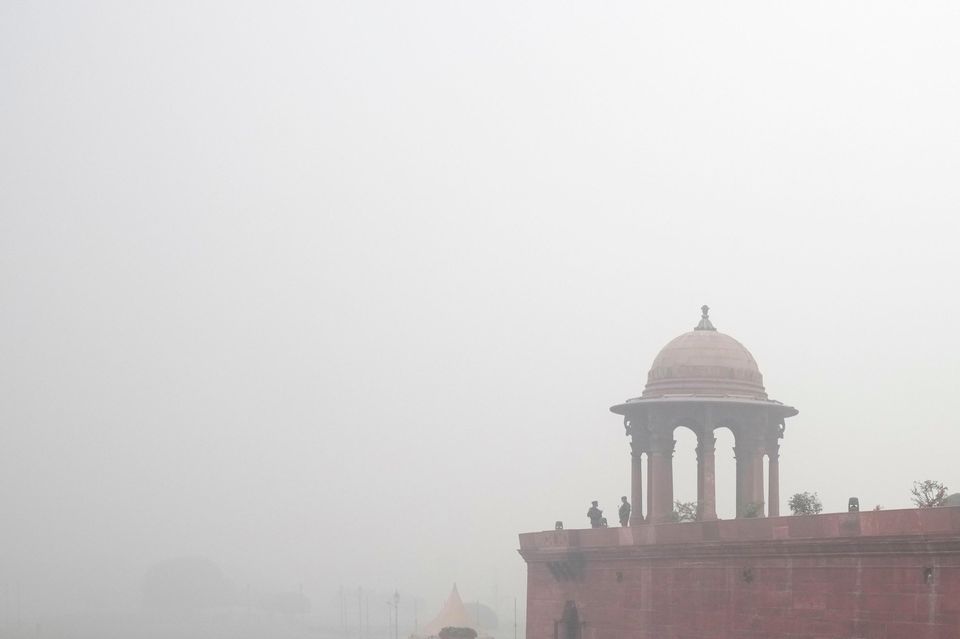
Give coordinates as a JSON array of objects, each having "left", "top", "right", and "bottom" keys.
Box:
[{"left": 2, "top": 0, "right": 960, "bottom": 634}]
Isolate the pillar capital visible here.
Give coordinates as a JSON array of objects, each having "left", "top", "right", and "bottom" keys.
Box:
[
  {"left": 630, "top": 428, "right": 650, "bottom": 454},
  {"left": 695, "top": 433, "right": 717, "bottom": 457},
  {"left": 733, "top": 430, "right": 764, "bottom": 455},
  {"left": 647, "top": 427, "right": 676, "bottom": 456}
]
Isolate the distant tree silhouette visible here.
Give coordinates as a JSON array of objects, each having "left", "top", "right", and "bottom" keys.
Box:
[
  {"left": 260, "top": 591, "right": 310, "bottom": 615},
  {"left": 142, "top": 557, "right": 234, "bottom": 612},
  {"left": 439, "top": 627, "right": 477, "bottom": 639},
  {"left": 911, "top": 480, "right": 949, "bottom": 508}
]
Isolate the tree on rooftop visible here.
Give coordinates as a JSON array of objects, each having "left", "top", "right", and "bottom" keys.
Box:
[
  {"left": 673, "top": 500, "right": 698, "bottom": 522},
  {"left": 742, "top": 501, "right": 764, "bottom": 518},
  {"left": 788, "top": 492, "right": 823, "bottom": 516},
  {"left": 911, "top": 480, "right": 948, "bottom": 508}
]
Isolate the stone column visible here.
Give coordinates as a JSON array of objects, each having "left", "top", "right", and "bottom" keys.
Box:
[
  {"left": 630, "top": 441, "right": 644, "bottom": 525},
  {"left": 768, "top": 446, "right": 780, "bottom": 517},
  {"left": 753, "top": 452, "right": 765, "bottom": 516},
  {"left": 733, "top": 444, "right": 746, "bottom": 519},
  {"left": 734, "top": 440, "right": 764, "bottom": 517},
  {"left": 647, "top": 428, "right": 676, "bottom": 523},
  {"left": 666, "top": 454, "right": 674, "bottom": 512},
  {"left": 647, "top": 456, "right": 654, "bottom": 524},
  {"left": 696, "top": 432, "right": 718, "bottom": 521}
]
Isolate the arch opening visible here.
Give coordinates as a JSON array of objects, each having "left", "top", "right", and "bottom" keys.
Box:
[{"left": 671, "top": 425, "right": 699, "bottom": 520}]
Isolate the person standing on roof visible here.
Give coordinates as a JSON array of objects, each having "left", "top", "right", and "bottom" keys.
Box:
[
  {"left": 587, "top": 501, "right": 603, "bottom": 528},
  {"left": 618, "top": 496, "right": 631, "bottom": 526}
]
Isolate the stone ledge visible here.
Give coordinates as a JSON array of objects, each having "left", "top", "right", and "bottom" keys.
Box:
[{"left": 520, "top": 506, "right": 960, "bottom": 553}]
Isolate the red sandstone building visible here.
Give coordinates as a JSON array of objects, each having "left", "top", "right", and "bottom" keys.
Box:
[{"left": 519, "top": 307, "right": 960, "bottom": 639}]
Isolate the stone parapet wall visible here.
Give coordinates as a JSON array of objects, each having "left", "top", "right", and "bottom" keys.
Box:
[
  {"left": 520, "top": 508, "right": 960, "bottom": 639},
  {"left": 521, "top": 507, "right": 960, "bottom": 552}
]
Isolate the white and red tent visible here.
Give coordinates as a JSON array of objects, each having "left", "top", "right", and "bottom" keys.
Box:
[{"left": 418, "top": 584, "right": 475, "bottom": 638}]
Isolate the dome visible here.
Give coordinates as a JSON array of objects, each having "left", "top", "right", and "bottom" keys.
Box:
[{"left": 642, "top": 306, "right": 767, "bottom": 399}]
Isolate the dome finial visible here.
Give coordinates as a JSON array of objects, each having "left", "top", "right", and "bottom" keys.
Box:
[{"left": 695, "top": 304, "right": 716, "bottom": 331}]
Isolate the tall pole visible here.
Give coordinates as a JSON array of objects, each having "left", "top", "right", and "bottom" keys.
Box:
[
  {"left": 340, "top": 585, "right": 345, "bottom": 638},
  {"left": 358, "top": 587, "right": 362, "bottom": 639},
  {"left": 514, "top": 597, "right": 517, "bottom": 639},
  {"left": 393, "top": 590, "right": 400, "bottom": 639}
]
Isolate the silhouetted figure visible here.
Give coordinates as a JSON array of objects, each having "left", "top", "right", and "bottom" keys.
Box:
[
  {"left": 587, "top": 501, "right": 603, "bottom": 528},
  {"left": 619, "top": 496, "right": 631, "bottom": 526}
]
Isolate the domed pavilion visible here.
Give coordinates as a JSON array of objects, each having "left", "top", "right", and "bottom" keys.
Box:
[{"left": 610, "top": 306, "right": 798, "bottom": 523}]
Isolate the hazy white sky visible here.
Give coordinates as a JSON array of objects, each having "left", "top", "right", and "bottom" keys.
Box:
[{"left": 2, "top": 0, "right": 960, "bottom": 627}]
